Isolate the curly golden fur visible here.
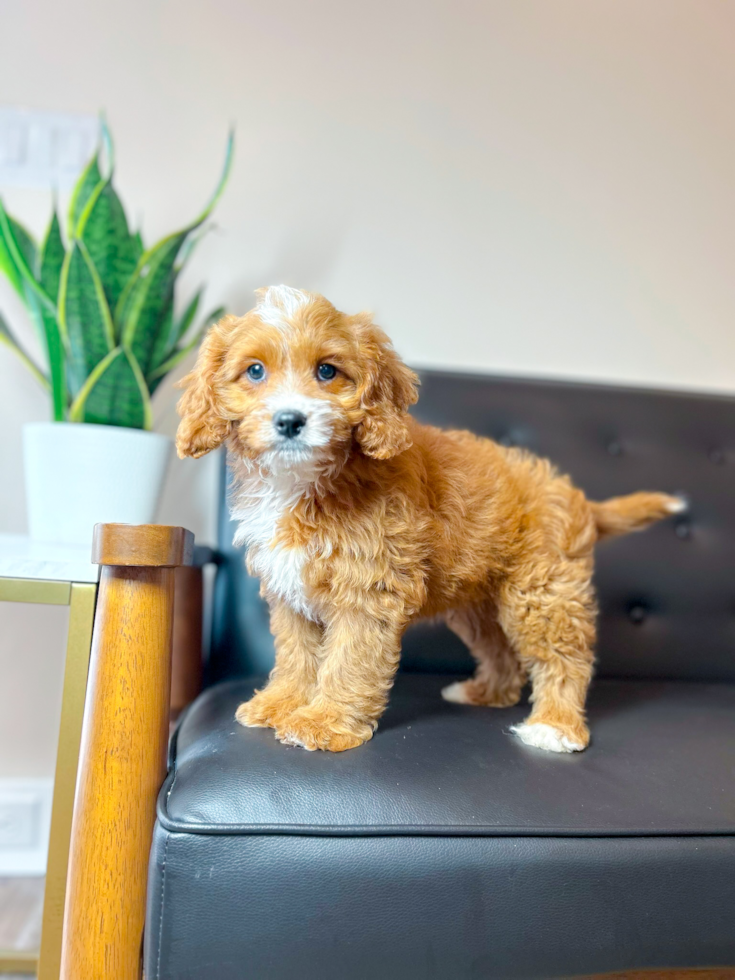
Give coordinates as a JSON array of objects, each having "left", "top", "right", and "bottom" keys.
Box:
[{"left": 176, "top": 286, "right": 683, "bottom": 754}]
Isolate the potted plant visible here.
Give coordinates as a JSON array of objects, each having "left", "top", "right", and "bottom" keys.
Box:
[{"left": 0, "top": 123, "right": 233, "bottom": 546}]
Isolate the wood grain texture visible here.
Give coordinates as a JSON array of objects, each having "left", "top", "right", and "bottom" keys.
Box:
[
  {"left": 170, "top": 565, "right": 204, "bottom": 718},
  {"left": 60, "top": 557, "right": 178, "bottom": 979},
  {"left": 91, "top": 523, "right": 194, "bottom": 568}
]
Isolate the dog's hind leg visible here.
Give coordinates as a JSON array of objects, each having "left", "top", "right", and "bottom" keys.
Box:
[
  {"left": 441, "top": 603, "right": 526, "bottom": 707},
  {"left": 498, "top": 559, "right": 596, "bottom": 753}
]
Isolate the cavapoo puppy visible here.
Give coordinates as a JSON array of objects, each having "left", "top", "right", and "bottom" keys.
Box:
[{"left": 176, "top": 286, "right": 683, "bottom": 754}]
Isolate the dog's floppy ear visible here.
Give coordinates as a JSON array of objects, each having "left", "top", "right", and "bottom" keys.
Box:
[
  {"left": 352, "top": 316, "right": 419, "bottom": 459},
  {"left": 176, "top": 316, "right": 237, "bottom": 459}
]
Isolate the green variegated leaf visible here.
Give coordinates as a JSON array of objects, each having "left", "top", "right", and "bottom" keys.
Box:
[
  {"left": 146, "top": 298, "right": 175, "bottom": 374},
  {"left": 117, "top": 232, "right": 180, "bottom": 373},
  {"left": 14, "top": 219, "right": 46, "bottom": 350},
  {"left": 0, "top": 201, "right": 56, "bottom": 321},
  {"left": 0, "top": 212, "right": 24, "bottom": 298},
  {"left": 147, "top": 304, "right": 225, "bottom": 395},
  {"left": 36, "top": 212, "right": 68, "bottom": 419},
  {"left": 58, "top": 239, "right": 115, "bottom": 396},
  {"left": 40, "top": 211, "right": 65, "bottom": 302},
  {"left": 0, "top": 210, "right": 41, "bottom": 331},
  {"left": 147, "top": 287, "right": 200, "bottom": 374},
  {"left": 0, "top": 210, "right": 38, "bottom": 307},
  {"left": 0, "top": 309, "right": 48, "bottom": 390},
  {"left": 124, "top": 346, "right": 153, "bottom": 429},
  {"left": 77, "top": 179, "right": 140, "bottom": 313},
  {"left": 68, "top": 153, "right": 102, "bottom": 233},
  {"left": 0, "top": 214, "right": 52, "bottom": 408},
  {"left": 175, "top": 289, "right": 203, "bottom": 340},
  {"left": 144, "top": 228, "right": 215, "bottom": 373},
  {"left": 147, "top": 374, "right": 164, "bottom": 396},
  {"left": 116, "top": 131, "right": 234, "bottom": 376},
  {"left": 68, "top": 346, "right": 120, "bottom": 421},
  {"left": 24, "top": 289, "right": 67, "bottom": 420},
  {"left": 175, "top": 289, "right": 210, "bottom": 345},
  {"left": 147, "top": 327, "right": 205, "bottom": 386},
  {"left": 69, "top": 345, "right": 149, "bottom": 428},
  {"left": 10, "top": 218, "right": 38, "bottom": 277}
]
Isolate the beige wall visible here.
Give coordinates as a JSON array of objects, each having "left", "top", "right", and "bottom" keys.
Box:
[{"left": 1, "top": 0, "right": 734, "bottom": 777}]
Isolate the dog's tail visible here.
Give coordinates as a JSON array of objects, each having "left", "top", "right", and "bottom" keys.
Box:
[{"left": 591, "top": 492, "right": 686, "bottom": 540}]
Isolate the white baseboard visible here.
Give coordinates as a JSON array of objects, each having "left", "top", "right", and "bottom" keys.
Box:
[{"left": 0, "top": 778, "right": 53, "bottom": 875}]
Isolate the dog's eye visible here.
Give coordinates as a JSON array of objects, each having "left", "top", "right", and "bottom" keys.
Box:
[
  {"left": 245, "top": 362, "right": 265, "bottom": 382},
  {"left": 317, "top": 363, "right": 337, "bottom": 381}
]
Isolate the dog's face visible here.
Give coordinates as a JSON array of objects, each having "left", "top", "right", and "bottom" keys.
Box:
[{"left": 175, "top": 286, "right": 419, "bottom": 469}]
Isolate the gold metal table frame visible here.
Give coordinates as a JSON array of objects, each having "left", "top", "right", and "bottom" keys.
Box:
[{"left": 0, "top": 577, "right": 97, "bottom": 979}]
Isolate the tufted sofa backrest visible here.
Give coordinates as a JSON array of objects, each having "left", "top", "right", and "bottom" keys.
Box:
[{"left": 210, "top": 371, "right": 735, "bottom": 683}]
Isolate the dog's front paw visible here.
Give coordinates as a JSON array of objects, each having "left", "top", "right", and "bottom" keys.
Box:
[
  {"left": 275, "top": 706, "right": 373, "bottom": 752},
  {"left": 236, "top": 698, "right": 270, "bottom": 729},
  {"left": 236, "top": 691, "right": 300, "bottom": 731}
]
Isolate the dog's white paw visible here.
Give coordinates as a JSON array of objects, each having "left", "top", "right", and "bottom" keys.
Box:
[
  {"left": 510, "top": 722, "right": 585, "bottom": 754},
  {"left": 441, "top": 681, "right": 472, "bottom": 704}
]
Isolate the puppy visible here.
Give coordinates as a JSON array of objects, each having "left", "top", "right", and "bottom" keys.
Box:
[{"left": 176, "top": 286, "right": 683, "bottom": 753}]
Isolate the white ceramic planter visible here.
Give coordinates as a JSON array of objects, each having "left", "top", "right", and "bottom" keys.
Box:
[{"left": 23, "top": 422, "right": 173, "bottom": 546}]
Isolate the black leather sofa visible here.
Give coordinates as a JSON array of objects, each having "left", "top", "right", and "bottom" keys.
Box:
[{"left": 145, "top": 370, "right": 735, "bottom": 980}]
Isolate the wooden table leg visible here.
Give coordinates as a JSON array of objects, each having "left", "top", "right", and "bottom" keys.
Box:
[{"left": 60, "top": 524, "right": 192, "bottom": 980}]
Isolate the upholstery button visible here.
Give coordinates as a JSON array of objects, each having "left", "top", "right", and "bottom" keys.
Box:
[
  {"left": 498, "top": 428, "right": 533, "bottom": 449},
  {"left": 675, "top": 520, "right": 691, "bottom": 539},
  {"left": 628, "top": 604, "right": 647, "bottom": 624},
  {"left": 709, "top": 448, "right": 725, "bottom": 465},
  {"left": 607, "top": 440, "right": 623, "bottom": 456}
]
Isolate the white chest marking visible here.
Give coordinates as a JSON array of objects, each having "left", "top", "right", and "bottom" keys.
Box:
[{"left": 230, "top": 470, "right": 317, "bottom": 621}]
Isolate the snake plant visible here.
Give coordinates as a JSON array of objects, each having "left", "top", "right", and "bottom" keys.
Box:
[{"left": 0, "top": 123, "right": 233, "bottom": 428}]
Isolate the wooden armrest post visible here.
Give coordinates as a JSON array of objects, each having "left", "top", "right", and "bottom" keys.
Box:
[
  {"left": 170, "top": 565, "right": 204, "bottom": 718},
  {"left": 60, "top": 524, "right": 193, "bottom": 980}
]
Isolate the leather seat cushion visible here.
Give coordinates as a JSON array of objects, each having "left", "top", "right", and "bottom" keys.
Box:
[
  {"left": 146, "top": 827, "right": 735, "bottom": 980},
  {"left": 147, "top": 674, "right": 735, "bottom": 979},
  {"left": 158, "top": 674, "right": 735, "bottom": 837}
]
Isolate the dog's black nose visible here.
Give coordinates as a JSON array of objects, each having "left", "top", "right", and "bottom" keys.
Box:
[{"left": 274, "top": 410, "right": 307, "bottom": 439}]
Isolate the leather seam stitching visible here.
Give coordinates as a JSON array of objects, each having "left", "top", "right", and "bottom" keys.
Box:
[
  {"left": 155, "top": 727, "right": 181, "bottom": 978},
  {"left": 156, "top": 831, "right": 171, "bottom": 980}
]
